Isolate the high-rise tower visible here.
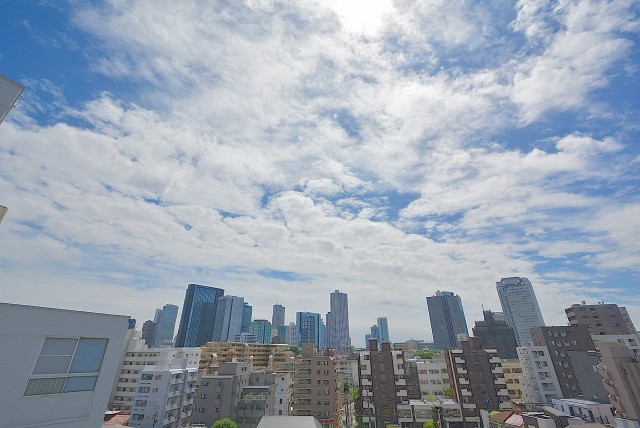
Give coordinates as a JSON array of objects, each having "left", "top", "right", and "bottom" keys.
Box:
[
  {"left": 272, "top": 304, "right": 285, "bottom": 329},
  {"left": 296, "top": 312, "right": 323, "bottom": 348},
  {"left": 426, "top": 290, "right": 468, "bottom": 349},
  {"left": 212, "top": 296, "right": 245, "bottom": 342},
  {"left": 175, "top": 284, "right": 224, "bottom": 347},
  {"left": 496, "top": 277, "right": 545, "bottom": 346},
  {"left": 327, "top": 290, "right": 351, "bottom": 352},
  {"left": 153, "top": 303, "right": 179, "bottom": 346}
]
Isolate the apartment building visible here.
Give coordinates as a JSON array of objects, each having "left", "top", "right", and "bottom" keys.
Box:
[
  {"left": 445, "top": 337, "right": 510, "bottom": 420},
  {"left": 358, "top": 339, "right": 409, "bottom": 428},
  {"left": 502, "top": 360, "right": 523, "bottom": 401},
  {"left": 597, "top": 342, "right": 640, "bottom": 420},
  {"left": 200, "top": 341, "right": 294, "bottom": 372},
  {"left": 129, "top": 362, "right": 198, "bottom": 428},
  {"left": 566, "top": 303, "right": 632, "bottom": 336},
  {"left": 291, "top": 343, "right": 340, "bottom": 426},
  {"left": 110, "top": 331, "right": 201, "bottom": 412},
  {"left": 517, "top": 345, "right": 562, "bottom": 404},
  {"left": 414, "top": 359, "right": 450, "bottom": 398}
]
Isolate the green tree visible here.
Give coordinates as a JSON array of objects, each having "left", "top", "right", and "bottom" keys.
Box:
[
  {"left": 212, "top": 418, "right": 238, "bottom": 428},
  {"left": 423, "top": 420, "right": 437, "bottom": 428},
  {"left": 443, "top": 387, "right": 453, "bottom": 398},
  {"left": 290, "top": 345, "right": 301, "bottom": 355}
]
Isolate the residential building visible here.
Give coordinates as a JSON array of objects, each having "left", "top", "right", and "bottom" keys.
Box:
[
  {"left": 552, "top": 398, "right": 613, "bottom": 424},
  {"left": 128, "top": 360, "right": 198, "bottom": 428},
  {"left": 427, "top": 290, "right": 469, "bottom": 349},
  {"left": 153, "top": 304, "right": 178, "bottom": 346},
  {"left": 273, "top": 372, "right": 293, "bottom": 416},
  {"left": 517, "top": 345, "right": 562, "bottom": 404},
  {"left": 213, "top": 296, "right": 245, "bottom": 342},
  {"left": 327, "top": 290, "right": 351, "bottom": 352},
  {"left": 358, "top": 339, "right": 409, "bottom": 428},
  {"left": 257, "top": 416, "right": 322, "bottom": 428},
  {"left": 291, "top": 344, "right": 340, "bottom": 426},
  {"left": 272, "top": 304, "right": 285, "bottom": 330},
  {"left": 335, "top": 355, "right": 360, "bottom": 388},
  {"left": 414, "top": 358, "right": 451, "bottom": 398},
  {"left": 566, "top": 302, "right": 632, "bottom": 336},
  {"left": 242, "top": 303, "right": 253, "bottom": 333},
  {"left": 531, "top": 325, "right": 608, "bottom": 402},
  {"left": 597, "top": 342, "right": 640, "bottom": 420},
  {"left": 109, "top": 331, "right": 201, "bottom": 412},
  {"left": 175, "top": 284, "right": 224, "bottom": 347},
  {"left": 199, "top": 342, "right": 294, "bottom": 372},
  {"left": 619, "top": 307, "right": 638, "bottom": 334},
  {"left": 496, "top": 277, "right": 546, "bottom": 347},
  {"left": 502, "top": 360, "right": 524, "bottom": 401},
  {"left": 445, "top": 337, "right": 510, "bottom": 419},
  {"left": 590, "top": 334, "right": 640, "bottom": 357},
  {"left": 472, "top": 310, "right": 518, "bottom": 360},
  {"left": 236, "top": 371, "right": 277, "bottom": 428},
  {"left": 252, "top": 319, "right": 273, "bottom": 345},
  {"left": 192, "top": 361, "right": 251, "bottom": 426},
  {"left": 377, "top": 317, "right": 390, "bottom": 343},
  {"left": 0, "top": 302, "right": 129, "bottom": 428},
  {"left": 297, "top": 312, "right": 324, "bottom": 348},
  {"left": 397, "top": 398, "right": 470, "bottom": 428}
]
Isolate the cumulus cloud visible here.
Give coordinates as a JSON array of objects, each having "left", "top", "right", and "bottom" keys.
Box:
[{"left": 1, "top": 0, "right": 639, "bottom": 339}]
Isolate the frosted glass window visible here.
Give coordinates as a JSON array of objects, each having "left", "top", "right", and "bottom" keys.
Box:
[
  {"left": 33, "top": 355, "right": 73, "bottom": 374},
  {"left": 63, "top": 376, "right": 98, "bottom": 392},
  {"left": 24, "top": 377, "right": 66, "bottom": 396},
  {"left": 41, "top": 338, "right": 77, "bottom": 355},
  {"left": 69, "top": 338, "right": 108, "bottom": 373}
]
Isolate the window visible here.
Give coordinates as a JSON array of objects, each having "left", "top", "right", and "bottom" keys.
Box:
[
  {"left": 138, "top": 387, "right": 150, "bottom": 393},
  {"left": 24, "top": 337, "right": 108, "bottom": 396}
]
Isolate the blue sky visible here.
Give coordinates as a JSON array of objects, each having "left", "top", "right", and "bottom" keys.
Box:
[{"left": 1, "top": 0, "right": 639, "bottom": 342}]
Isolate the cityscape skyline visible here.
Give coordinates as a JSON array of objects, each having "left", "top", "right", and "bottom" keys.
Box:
[{"left": 1, "top": 2, "right": 640, "bottom": 342}]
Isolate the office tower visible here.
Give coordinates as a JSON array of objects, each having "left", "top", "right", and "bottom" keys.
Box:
[
  {"left": 358, "top": 339, "right": 409, "bottom": 428},
  {"left": 377, "top": 317, "right": 390, "bottom": 343},
  {"left": 272, "top": 304, "right": 285, "bottom": 329},
  {"left": 241, "top": 302, "right": 253, "bottom": 333},
  {"left": 472, "top": 310, "right": 518, "bottom": 359},
  {"left": 291, "top": 343, "right": 340, "bottom": 424},
  {"left": 141, "top": 320, "right": 157, "bottom": 346},
  {"left": 444, "top": 337, "right": 510, "bottom": 420},
  {"left": 530, "top": 325, "right": 608, "bottom": 401},
  {"left": 597, "top": 342, "right": 640, "bottom": 420},
  {"left": 286, "top": 322, "right": 297, "bottom": 346},
  {"left": 296, "top": 312, "right": 323, "bottom": 348},
  {"left": 153, "top": 303, "right": 179, "bottom": 346},
  {"left": 212, "top": 296, "right": 245, "bottom": 342},
  {"left": 251, "top": 319, "right": 273, "bottom": 345},
  {"left": 426, "top": 290, "right": 469, "bottom": 349},
  {"left": 566, "top": 302, "right": 631, "bottom": 336},
  {"left": 496, "top": 277, "right": 545, "bottom": 346},
  {"left": 175, "top": 283, "right": 224, "bottom": 347},
  {"left": 327, "top": 290, "right": 351, "bottom": 352}
]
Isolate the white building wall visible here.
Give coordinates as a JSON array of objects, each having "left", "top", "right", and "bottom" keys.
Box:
[
  {"left": 0, "top": 302, "right": 129, "bottom": 428},
  {"left": 517, "top": 345, "right": 562, "bottom": 404},
  {"left": 552, "top": 398, "right": 614, "bottom": 424},
  {"left": 497, "top": 277, "right": 546, "bottom": 347},
  {"left": 110, "top": 332, "right": 201, "bottom": 412},
  {"left": 591, "top": 334, "right": 640, "bottom": 357},
  {"left": 273, "top": 372, "right": 292, "bottom": 416},
  {"left": 415, "top": 359, "right": 450, "bottom": 398}
]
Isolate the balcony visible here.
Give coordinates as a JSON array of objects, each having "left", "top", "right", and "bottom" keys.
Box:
[
  {"left": 461, "top": 389, "right": 472, "bottom": 396},
  {"left": 455, "top": 357, "right": 465, "bottom": 364},
  {"left": 457, "top": 368, "right": 467, "bottom": 374},
  {"left": 459, "top": 378, "right": 469, "bottom": 384}
]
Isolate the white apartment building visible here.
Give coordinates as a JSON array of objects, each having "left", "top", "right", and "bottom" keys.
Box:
[
  {"left": 110, "top": 331, "right": 201, "bottom": 412},
  {"left": 129, "top": 362, "right": 198, "bottom": 428},
  {"left": 273, "top": 372, "right": 292, "bottom": 416},
  {"left": 414, "top": 359, "right": 450, "bottom": 398},
  {"left": 0, "top": 302, "right": 129, "bottom": 428},
  {"left": 497, "top": 277, "right": 546, "bottom": 347},
  {"left": 335, "top": 357, "right": 360, "bottom": 388},
  {"left": 552, "top": 398, "right": 614, "bottom": 424},
  {"left": 517, "top": 345, "right": 562, "bottom": 404}
]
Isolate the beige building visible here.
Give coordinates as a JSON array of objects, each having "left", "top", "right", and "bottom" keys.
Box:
[
  {"left": 291, "top": 344, "right": 340, "bottom": 427},
  {"left": 597, "top": 342, "right": 640, "bottom": 420},
  {"left": 200, "top": 341, "right": 294, "bottom": 372},
  {"left": 502, "top": 359, "right": 523, "bottom": 400}
]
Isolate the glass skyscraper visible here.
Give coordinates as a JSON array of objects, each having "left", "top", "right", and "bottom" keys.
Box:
[
  {"left": 496, "top": 277, "right": 545, "bottom": 346},
  {"left": 426, "top": 290, "right": 469, "bottom": 349},
  {"left": 175, "top": 284, "right": 224, "bottom": 347},
  {"left": 327, "top": 290, "right": 351, "bottom": 352},
  {"left": 153, "top": 303, "right": 178, "bottom": 346},
  {"left": 296, "top": 312, "right": 323, "bottom": 348},
  {"left": 272, "top": 304, "right": 285, "bottom": 329}
]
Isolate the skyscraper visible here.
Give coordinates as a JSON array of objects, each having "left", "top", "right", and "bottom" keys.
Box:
[
  {"left": 327, "top": 290, "right": 351, "bottom": 352},
  {"left": 212, "top": 296, "right": 245, "bottom": 342},
  {"left": 153, "top": 303, "right": 179, "bottom": 346},
  {"left": 426, "top": 290, "right": 468, "bottom": 349},
  {"left": 241, "top": 302, "right": 253, "bottom": 333},
  {"left": 377, "top": 317, "right": 389, "bottom": 343},
  {"left": 496, "top": 277, "right": 545, "bottom": 346},
  {"left": 272, "top": 304, "right": 285, "bottom": 329},
  {"left": 296, "top": 312, "right": 323, "bottom": 348},
  {"left": 251, "top": 319, "right": 272, "bottom": 345},
  {"left": 175, "top": 284, "right": 224, "bottom": 347}
]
